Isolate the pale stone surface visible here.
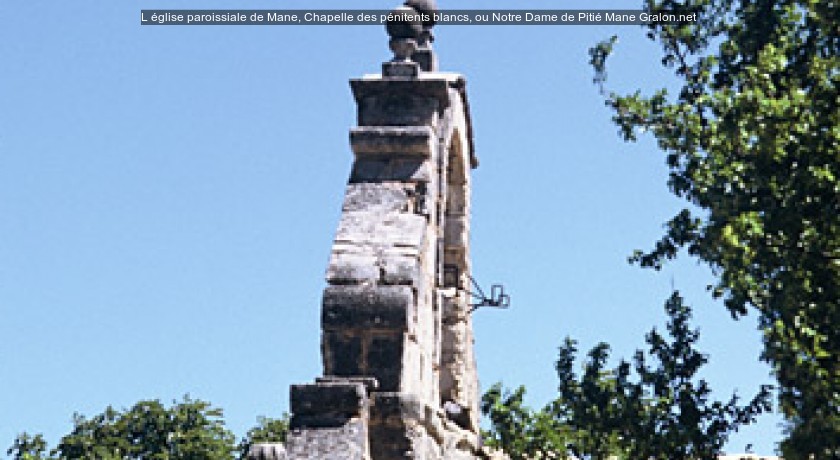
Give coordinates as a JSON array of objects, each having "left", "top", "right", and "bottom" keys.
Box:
[
  {"left": 382, "top": 60, "right": 420, "bottom": 78},
  {"left": 334, "top": 211, "right": 427, "bottom": 249},
  {"left": 341, "top": 183, "right": 411, "bottom": 213},
  {"left": 285, "top": 421, "right": 369, "bottom": 460},
  {"left": 380, "top": 255, "right": 420, "bottom": 286},
  {"left": 326, "top": 253, "right": 380, "bottom": 285},
  {"left": 248, "top": 443, "right": 287, "bottom": 460},
  {"left": 439, "top": 293, "right": 480, "bottom": 432}
]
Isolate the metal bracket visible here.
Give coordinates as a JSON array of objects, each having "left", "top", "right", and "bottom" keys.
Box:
[
  {"left": 464, "top": 275, "right": 510, "bottom": 314},
  {"left": 441, "top": 265, "right": 509, "bottom": 314}
]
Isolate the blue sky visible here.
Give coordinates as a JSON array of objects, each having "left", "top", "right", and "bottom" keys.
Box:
[{"left": 1, "top": 0, "right": 783, "bottom": 456}]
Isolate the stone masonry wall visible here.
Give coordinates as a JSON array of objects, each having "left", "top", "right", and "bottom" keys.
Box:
[
  {"left": 263, "top": 6, "right": 501, "bottom": 457},
  {"left": 278, "top": 73, "right": 489, "bottom": 460}
]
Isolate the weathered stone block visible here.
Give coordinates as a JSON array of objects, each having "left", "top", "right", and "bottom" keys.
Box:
[
  {"left": 444, "top": 216, "right": 469, "bottom": 248},
  {"left": 382, "top": 60, "right": 420, "bottom": 78},
  {"left": 247, "top": 443, "right": 287, "bottom": 460},
  {"left": 322, "top": 285, "right": 414, "bottom": 331},
  {"left": 381, "top": 255, "right": 420, "bottom": 286},
  {"left": 285, "top": 420, "right": 369, "bottom": 460},
  {"left": 367, "top": 392, "right": 463, "bottom": 459},
  {"left": 369, "top": 392, "right": 426, "bottom": 426},
  {"left": 350, "top": 126, "right": 434, "bottom": 157},
  {"left": 326, "top": 253, "right": 379, "bottom": 285},
  {"left": 367, "top": 424, "right": 413, "bottom": 460},
  {"left": 357, "top": 93, "right": 440, "bottom": 127},
  {"left": 350, "top": 78, "right": 450, "bottom": 110},
  {"left": 341, "top": 183, "right": 410, "bottom": 213},
  {"left": 323, "top": 332, "right": 363, "bottom": 376},
  {"left": 446, "top": 186, "right": 467, "bottom": 214},
  {"left": 291, "top": 382, "right": 367, "bottom": 427},
  {"left": 335, "top": 212, "right": 427, "bottom": 249},
  {"left": 366, "top": 334, "right": 404, "bottom": 391},
  {"left": 350, "top": 158, "right": 431, "bottom": 183}
]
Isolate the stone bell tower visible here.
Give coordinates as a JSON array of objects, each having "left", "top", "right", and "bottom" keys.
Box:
[{"left": 249, "top": 2, "right": 503, "bottom": 459}]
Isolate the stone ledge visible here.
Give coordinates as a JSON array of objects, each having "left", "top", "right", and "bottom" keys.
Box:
[
  {"left": 350, "top": 77, "right": 450, "bottom": 106},
  {"left": 334, "top": 211, "right": 427, "bottom": 250},
  {"left": 350, "top": 126, "right": 434, "bottom": 158},
  {"left": 316, "top": 376, "right": 379, "bottom": 392},
  {"left": 322, "top": 285, "right": 414, "bottom": 331},
  {"left": 290, "top": 381, "right": 367, "bottom": 429},
  {"left": 326, "top": 253, "right": 379, "bottom": 285},
  {"left": 350, "top": 158, "right": 431, "bottom": 183}
]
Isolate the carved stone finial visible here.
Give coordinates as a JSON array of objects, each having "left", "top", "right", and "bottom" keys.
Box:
[
  {"left": 383, "top": 5, "right": 422, "bottom": 76},
  {"left": 404, "top": 0, "right": 439, "bottom": 71},
  {"left": 388, "top": 37, "right": 417, "bottom": 63},
  {"left": 383, "top": 1, "right": 439, "bottom": 75},
  {"left": 385, "top": 5, "right": 422, "bottom": 60},
  {"left": 404, "top": 0, "right": 438, "bottom": 31},
  {"left": 385, "top": 5, "right": 423, "bottom": 41}
]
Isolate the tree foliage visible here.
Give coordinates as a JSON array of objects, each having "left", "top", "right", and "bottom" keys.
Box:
[
  {"left": 7, "top": 433, "right": 50, "bottom": 460},
  {"left": 591, "top": 1, "right": 839, "bottom": 456},
  {"left": 56, "top": 398, "right": 235, "bottom": 459},
  {"left": 482, "top": 292, "right": 771, "bottom": 460},
  {"left": 482, "top": 385, "right": 575, "bottom": 459},
  {"left": 6, "top": 397, "right": 288, "bottom": 460}
]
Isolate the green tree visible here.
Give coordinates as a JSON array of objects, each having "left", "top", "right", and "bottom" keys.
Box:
[
  {"left": 591, "top": 1, "right": 839, "bottom": 457},
  {"left": 482, "top": 384, "right": 576, "bottom": 459},
  {"left": 6, "top": 433, "right": 52, "bottom": 460},
  {"left": 57, "top": 396, "right": 235, "bottom": 459},
  {"left": 9, "top": 397, "right": 237, "bottom": 460},
  {"left": 7, "top": 399, "right": 288, "bottom": 460},
  {"left": 482, "top": 292, "right": 771, "bottom": 460}
]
